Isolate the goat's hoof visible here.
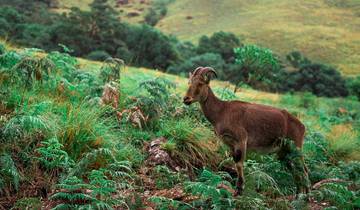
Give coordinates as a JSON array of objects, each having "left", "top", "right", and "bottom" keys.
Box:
[
  {"left": 234, "top": 186, "right": 244, "bottom": 196},
  {"left": 234, "top": 189, "right": 243, "bottom": 196}
]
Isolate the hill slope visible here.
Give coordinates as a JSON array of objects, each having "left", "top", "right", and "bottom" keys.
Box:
[
  {"left": 1, "top": 43, "right": 359, "bottom": 209},
  {"left": 157, "top": 0, "right": 360, "bottom": 75}
]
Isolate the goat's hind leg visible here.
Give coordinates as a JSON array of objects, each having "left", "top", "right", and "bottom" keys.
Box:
[{"left": 277, "top": 139, "right": 310, "bottom": 194}]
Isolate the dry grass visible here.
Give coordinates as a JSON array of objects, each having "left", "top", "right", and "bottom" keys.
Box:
[
  {"left": 326, "top": 124, "right": 359, "bottom": 161},
  {"left": 54, "top": 0, "right": 152, "bottom": 23},
  {"left": 157, "top": 0, "right": 360, "bottom": 76}
]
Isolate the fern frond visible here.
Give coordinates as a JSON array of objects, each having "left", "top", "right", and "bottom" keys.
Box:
[{"left": 0, "top": 153, "right": 20, "bottom": 193}]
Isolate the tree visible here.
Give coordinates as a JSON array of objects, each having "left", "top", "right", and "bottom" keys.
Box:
[
  {"left": 286, "top": 51, "right": 311, "bottom": 68},
  {"left": 167, "top": 53, "right": 225, "bottom": 77},
  {"left": 234, "top": 45, "right": 281, "bottom": 90},
  {"left": 197, "top": 31, "right": 242, "bottom": 62},
  {"left": 284, "top": 63, "right": 348, "bottom": 97},
  {"left": 347, "top": 76, "right": 360, "bottom": 100},
  {"left": 126, "top": 24, "right": 179, "bottom": 70}
]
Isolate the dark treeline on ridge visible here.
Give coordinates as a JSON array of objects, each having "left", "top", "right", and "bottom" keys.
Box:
[{"left": 0, "top": 0, "right": 359, "bottom": 99}]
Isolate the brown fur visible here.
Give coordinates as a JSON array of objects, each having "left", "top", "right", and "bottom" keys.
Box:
[{"left": 183, "top": 67, "right": 309, "bottom": 195}]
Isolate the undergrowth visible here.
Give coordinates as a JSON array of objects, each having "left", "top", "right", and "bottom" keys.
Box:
[{"left": 0, "top": 44, "right": 359, "bottom": 210}]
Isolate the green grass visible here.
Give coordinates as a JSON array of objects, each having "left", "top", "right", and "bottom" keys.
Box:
[
  {"left": 157, "top": 0, "right": 360, "bottom": 76},
  {"left": 1, "top": 42, "right": 360, "bottom": 209}
]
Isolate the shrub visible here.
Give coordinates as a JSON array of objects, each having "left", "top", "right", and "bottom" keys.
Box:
[
  {"left": 99, "top": 57, "right": 124, "bottom": 83},
  {"left": 234, "top": 45, "right": 281, "bottom": 90},
  {"left": 144, "top": 8, "right": 161, "bottom": 26},
  {"left": 167, "top": 53, "right": 226, "bottom": 77},
  {"left": 286, "top": 51, "right": 311, "bottom": 68},
  {"left": 197, "top": 31, "right": 242, "bottom": 62},
  {"left": 135, "top": 77, "right": 176, "bottom": 127},
  {"left": 86, "top": 50, "right": 111, "bottom": 61},
  {"left": 347, "top": 76, "right": 360, "bottom": 100},
  {"left": 284, "top": 63, "right": 348, "bottom": 97},
  {"left": 0, "top": 44, "right": 5, "bottom": 55},
  {"left": 126, "top": 24, "right": 179, "bottom": 70},
  {"left": 8, "top": 56, "right": 55, "bottom": 88}
]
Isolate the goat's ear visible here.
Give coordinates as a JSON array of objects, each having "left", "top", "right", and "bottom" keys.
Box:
[
  {"left": 203, "top": 74, "right": 211, "bottom": 84},
  {"left": 203, "top": 72, "right": 216, "bottom": 84},
  {"left": 189, "top": 72, "right": 192, "bottom": 78}
]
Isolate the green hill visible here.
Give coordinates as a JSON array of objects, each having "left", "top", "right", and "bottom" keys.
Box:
[
  {"left": 54, "top": 0, "right": 360, "bottom": 76},
  {"left": 157, "top": 0, "right": 360, "bottom": 76}
]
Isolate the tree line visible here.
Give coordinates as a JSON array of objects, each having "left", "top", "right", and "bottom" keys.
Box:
[{"left": 0, "top": 0, "right": 358, "bottom": 99}]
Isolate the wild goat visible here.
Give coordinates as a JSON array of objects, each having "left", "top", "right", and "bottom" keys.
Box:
[{"left": 183, "top": 67, "right": 310, "bottom": 195}]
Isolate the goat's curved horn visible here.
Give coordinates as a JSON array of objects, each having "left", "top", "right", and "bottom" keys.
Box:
[
  {"left": 192, "top": 66, "right": 204, "bottom": 76},
  {"left": 202, "top": 67, "right": 217, "bottom": 78}
]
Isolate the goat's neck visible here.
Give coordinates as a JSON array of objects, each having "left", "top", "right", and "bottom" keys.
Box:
[{"left": 200, "top": 87, "right": 225, "bottom": 125}]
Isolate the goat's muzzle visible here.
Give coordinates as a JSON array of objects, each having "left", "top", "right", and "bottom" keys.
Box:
[{"left": 183, "top": 96, "right": 193, "bottom": 105}]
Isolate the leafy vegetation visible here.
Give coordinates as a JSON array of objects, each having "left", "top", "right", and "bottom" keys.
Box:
[
  {"left": 0, "top": 1, "right": 359, "bottom": 209},
  {"left": 1, "top": 41, "right": 357, "bottom": 209}
]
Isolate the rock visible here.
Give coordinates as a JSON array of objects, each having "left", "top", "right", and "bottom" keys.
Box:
[{"left": 144, "top": 137, "right": 179, "bottom": 170}]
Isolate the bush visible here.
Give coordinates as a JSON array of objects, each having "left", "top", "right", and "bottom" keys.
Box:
[
  {"left": 197, "top": 31, "right": 242, "bottom": 62},
  {"left": 86, "top": 50, "right": 111, "bottom": 61},
  {"left": 0, "top": 44, "right": 5, "bottom": 55},
  {"left": 168, "top": 53, "right": 225, "bottom": 77},
  {"left": 347, "top": 76, "right": 360, "bottom": 100},
  {"left": 284, "top": 63, "right": 349, "bottom": 97},
  {"left": 126, "top": 24, "right": 179, "bottom": 70},
  {"left": 234, "top": 45, "right": 281, "bottom": 90},
  {"left": 144, "top": 8, "right": 161, "bottom": 26},
  {"left": 286, "top": 51, "right": 311, "bottom": 68}
]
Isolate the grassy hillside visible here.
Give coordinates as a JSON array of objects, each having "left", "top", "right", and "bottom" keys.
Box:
[
  {"left": 1, "top": 43, "right": 359, "bottom": 209},
  {"left": 54, "top": 0, "right": 153, "bottom": 23},
  {"left": 53, "top": 0, "right": 360, "bottom": 76},
  {"left": 157, "top": 0, "right": 360, "bottom": 76}
]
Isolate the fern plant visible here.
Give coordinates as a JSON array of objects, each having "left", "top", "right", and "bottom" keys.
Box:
[
  {"left": 2, "top": 114, "right": 52, "bottom": 142},
  {"left": 152, "top": 165, "right": 188, "bottom": 189},
  {"left": 0, "top": 50, "right": 22, "bottom": 69},
  {"left": 311, "top": 182, "right": 359, "bottom": 209},
  {"left": 47, "top": 50, "right": 77, "bottom": 78},
  {"left": 89, "top": 169, "right": 127, "bottom": 208},
  {"left": 135, "top": 77, "right": 176, "bottom": 127},
  {"left": 10, "top": 56, "right": 55, "bottom": 87},
  {"left": 0, "top": 153, "right": 20, "bottom": 196},
  {"left": 50, "top": 176, "right": 97, "bottom": 210},
  {"left": 185, "top": 169, "right": 235, "bottom": 210},
  {"left": 99, "top": 57, "right": 124, "bottom": 83},
  {"left": 35, "top": 137, "right": 74, "bottom": 175},
  {"left": 149, "top": 196, "right": 191, "bottom": 210}
]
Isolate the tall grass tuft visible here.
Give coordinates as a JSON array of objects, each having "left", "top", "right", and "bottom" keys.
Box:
[
  {"left": 158, "top": 117, "right": 220, "bottom": 170},
  {"left": 326, "top": 124, "right": 359, "bottom": 161}
]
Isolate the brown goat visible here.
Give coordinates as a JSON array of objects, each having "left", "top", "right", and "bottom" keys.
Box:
[{"left": 183, "top": 67, "right": 310, "bottom": 195}]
